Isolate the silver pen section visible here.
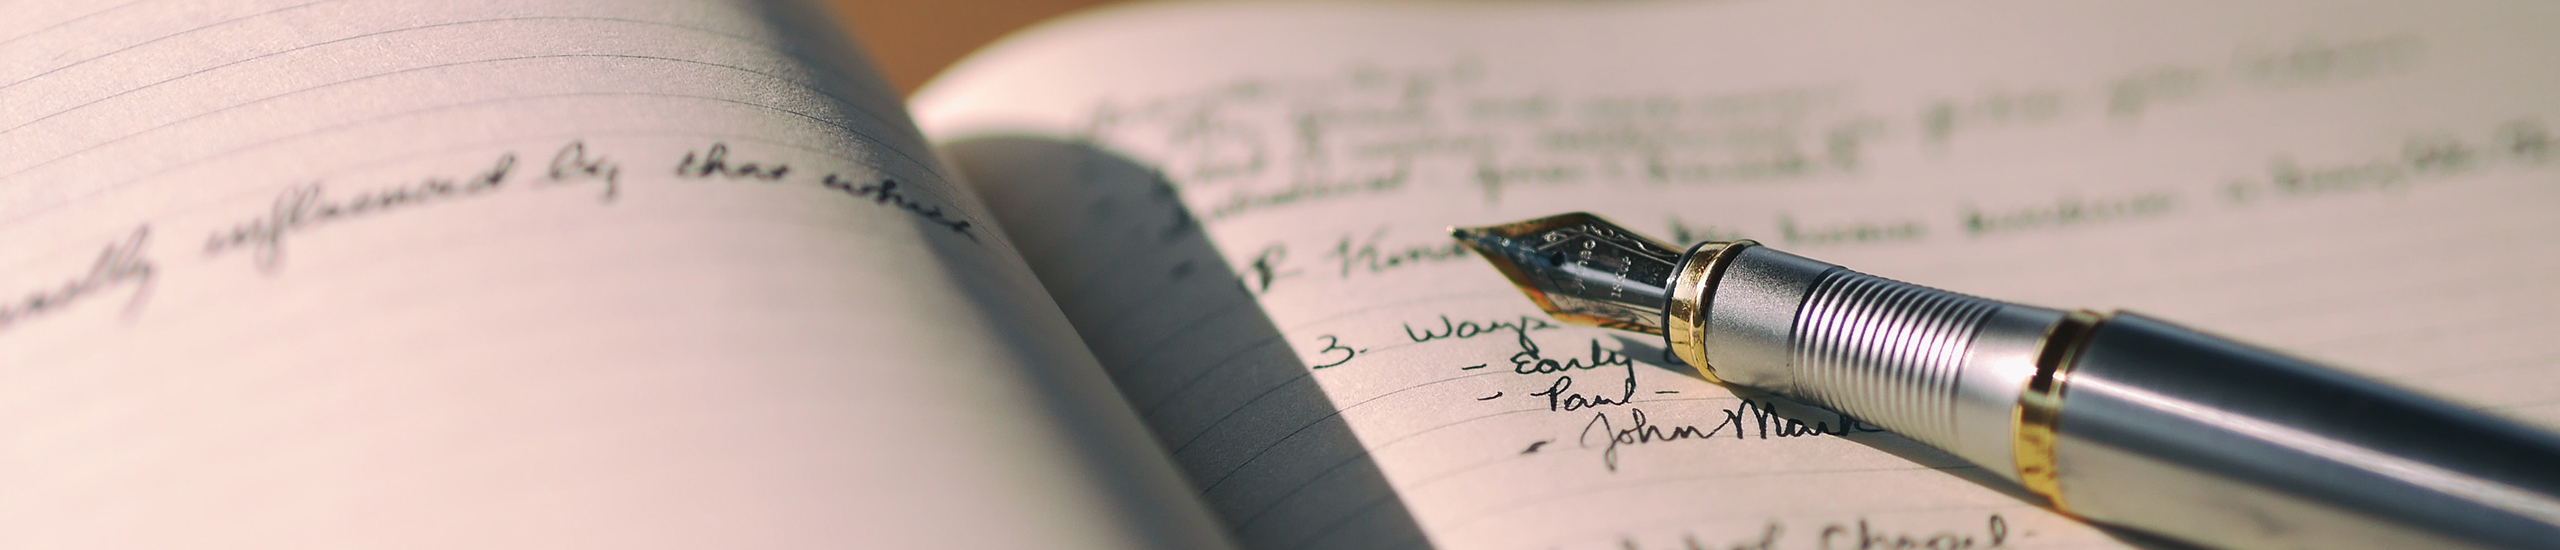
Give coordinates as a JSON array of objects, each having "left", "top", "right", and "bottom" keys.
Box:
[{"left": 1453, "top": 213, "right": 2560, "bottom": 550}]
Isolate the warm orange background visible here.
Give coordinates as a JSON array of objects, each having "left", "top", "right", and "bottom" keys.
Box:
[{"left": 827, "top": 0, "right": 1128, "bottom": 96}]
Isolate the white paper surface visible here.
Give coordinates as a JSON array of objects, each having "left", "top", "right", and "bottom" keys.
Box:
[
  {"left": 0, "top": 1, "right": 1233, "bottom": 548},
  {"left": 916, "top": 1, "right": 2560, "bottom": 548}
]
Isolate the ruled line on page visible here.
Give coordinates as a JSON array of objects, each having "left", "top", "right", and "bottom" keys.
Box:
[
  {"left": 0, "top": 0, "right": 1216, "bottom": 545},
  {"left": 1, "top": 58, "right": 940, "bottom": 189},
  {"left": 0, "top": 0, "right": 154, "bottom": 50},
  {"left": 1189, "top": 370, "right": 1512, "bottom": 491},
  {"left": 1, "top": 16, "right": 901, "bottom": 136},
  {"left": 0, "top": 90, "right": 947, "bottom": 228},
  {"left": 1124, "top": 290, "right": 1514, "bottom": 416},
  {"left": 0, "top": 0, "right": 346, "bottom": 89},
  {"left": 0, "top": 126, "right": 901, "bottom": 270}
]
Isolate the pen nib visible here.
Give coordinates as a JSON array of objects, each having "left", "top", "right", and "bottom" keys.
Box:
[{"left": 1451, "top": 213, "right": 1685, "bottom": 335}]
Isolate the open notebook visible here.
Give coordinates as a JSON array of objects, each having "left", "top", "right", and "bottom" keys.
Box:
[{"left": 4, "top": 0, "right": 2554, "bottom": 548}]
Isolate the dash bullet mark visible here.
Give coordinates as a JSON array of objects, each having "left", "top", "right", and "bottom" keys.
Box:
[
  {"left": 1461, "top": 364, "right": 1487, "bottom": 370},
  {"left": 1521, "top": 440, "right": 1552, "bottom": 454},
  {"left": 1477, "top": 392, "right": 1503, "bottom": 400}
]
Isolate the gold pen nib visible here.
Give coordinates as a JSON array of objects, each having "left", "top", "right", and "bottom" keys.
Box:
[{"left": 1451, "top": 213, "right": 1686, "bottom": 335}]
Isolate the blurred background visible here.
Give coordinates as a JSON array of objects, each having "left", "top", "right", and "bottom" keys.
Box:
[{"left": 829, "top": 0, "right": 1127, "bottom": 95}]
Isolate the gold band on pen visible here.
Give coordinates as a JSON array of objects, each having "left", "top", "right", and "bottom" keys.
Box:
[
  {"left": 2014, "top": 309, "right": 2109, "bottom": 511},
  {"left": 1665, "top": 240, "right": 1755, "bottom": 385}
]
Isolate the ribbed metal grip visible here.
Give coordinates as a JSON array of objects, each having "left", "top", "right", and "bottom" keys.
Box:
[{"left": 1789, "top": 270, "right": 2001, "bottom": 450}]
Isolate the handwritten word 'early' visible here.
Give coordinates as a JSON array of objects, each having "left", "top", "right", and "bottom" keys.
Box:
[{"left": 1509, "top": 328, "right": 1631, "bottom": 375}]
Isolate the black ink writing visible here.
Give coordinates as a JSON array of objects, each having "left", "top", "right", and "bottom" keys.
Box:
[
  {"left": 1820, "top": 515, "right": 2009, "bottom": 550},
  {"left": 206, "top": 152, "right": 515, "bottom": 270},
  {"left": 1403, "top": 313, "right": 1557, "bottom": 343},
  {"left": 2503, "top": 119, "right": 2552, "bottom": 163},
  {"left": 1705, "top": 523, "right": 1784, "bottom": 550},
  {"left": 1531, "top": 360, "right": 1636, "bottom": 412},
  {"left": 1667, "top": 217, "right": 1748, "bottom": 246},
  {"left": 1962, "top": 192, "right": 2176, "bottom": 237},
  {"left": 819, "top": 174, "right": 976, "bottom": 240},
  {"left": 1779, "top": 214, "right": 1926, "bottom": 246},
  {"left": 1202, "top": 162, "right": 1409, "bottom": 221},
  {"left": 2224, "top": 119, "right": 2550, "bottom": 204},
  {"left": 2105, "top": 66, "right": 2206, "bottom": 120},
  {"left": 1508, "top": 328, "right": 1631, "bottom": 375},
  {"left": 1583, "top": 408, "right": 1710, "bottom": 471},
  {"left": 1617, "top": 523, "right": 1782, "bottom": 550},
  {"left": 1145, "top": 173, "right": 1197, "bottom": 244},
  {"left": 545, "top": 140, "right": 621, "bottom": 202},
  {"left": 1326, "top": 229, "right": 1471, "bottom": 279},
  {"left": 675, "top": 142, "right": 789, "bottom": 181},
  {"left": 0, "top": 226, "right": 155, "bottom": 332},
  {"left": 1578, "top": 401, "right": 1886, "bottom": 470},
  {"left": 1307, "top": 334, "right": 1362, "bottom": 369},
  {"left": 1921, "top": 89, "right": 2064, "bottom": 147},
  {"left": 1239, "top": 243, "right": 1298, "bottom": 294},
  {"left": 1718, "top": 398, "right": 1886, "bottom": 440},
  {"left": 1474, "top": 158, "right": 1582, "bottom": 204},
  {"left": 2236, "top": 35, "right": 2421, "bottom": 89}
]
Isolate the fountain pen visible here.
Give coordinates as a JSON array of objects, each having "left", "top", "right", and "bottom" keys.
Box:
[{"left": 1453, "top": 213, "right": 2560, "bottom": 550}]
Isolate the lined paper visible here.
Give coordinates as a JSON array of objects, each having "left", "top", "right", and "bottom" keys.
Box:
[
  {"left": 0, "top": 1, "right": 1232, "bottom": 548},
  {"left": 916, "top": 1, "right": 2560, "bottom": 548}
]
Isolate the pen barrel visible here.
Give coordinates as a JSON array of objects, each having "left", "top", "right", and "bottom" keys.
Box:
[
  {"left": 1673, "top": 243, "right": 2560, "bottom": 550},
  {"left": 2052, "top": 313, "right": 2560, "bottom": 550}
]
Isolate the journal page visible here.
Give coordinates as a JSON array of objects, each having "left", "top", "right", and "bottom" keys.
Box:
[
  {"left": 0, "top": 0, "right": 1231, "bottom": 547},
  {"left": 915, "top": 0, "right": 2560, "bottom": 548}
]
